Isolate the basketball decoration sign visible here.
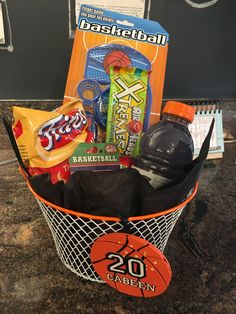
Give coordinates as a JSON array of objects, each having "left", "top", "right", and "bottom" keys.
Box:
[{"left": 90, "top": 233, "right": 172, "bottom": 297}]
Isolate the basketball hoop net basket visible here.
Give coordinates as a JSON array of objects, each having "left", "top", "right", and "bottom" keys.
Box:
[{"left": 22, "top": 167, "right": 197, "bottom": 284}]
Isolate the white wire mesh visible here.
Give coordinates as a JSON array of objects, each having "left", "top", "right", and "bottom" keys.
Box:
[
  {"left": 36, "top": 198, "right": 185, "bottom": 283},
  {"left": 127, "top": 208, "right": 184, "bottom": 252}
]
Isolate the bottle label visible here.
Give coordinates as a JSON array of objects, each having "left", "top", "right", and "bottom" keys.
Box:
[{"left": 132, "top": 166, "right": 171, "bottom": 189}]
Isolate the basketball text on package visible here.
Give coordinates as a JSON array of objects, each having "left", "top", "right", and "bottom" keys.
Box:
[{"left": 79, "top": 7, "right": 167, "bottom": 45}]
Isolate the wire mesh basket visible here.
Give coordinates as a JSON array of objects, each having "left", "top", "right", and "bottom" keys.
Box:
[{"left": 25, "top": 172, "right": 197, "bottom": 283}]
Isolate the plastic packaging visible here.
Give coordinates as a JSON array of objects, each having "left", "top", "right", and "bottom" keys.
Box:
[
  {"left": 106, "top": 66, "right": 148, "bottom": 157},
  {"left": 132, "top": 101, "right": 195, "bottom": 188},
  {"left": 12, "top": 100, "right": 88, "bottom": 183},
  {"left": 64, "top": 5, "right": 169, "bottom": 128}
]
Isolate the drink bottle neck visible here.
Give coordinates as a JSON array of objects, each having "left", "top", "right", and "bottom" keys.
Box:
[{"left": 162, "top": 114, "right": 190, "bottom": 127}]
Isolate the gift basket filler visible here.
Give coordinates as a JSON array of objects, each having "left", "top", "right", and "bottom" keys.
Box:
[{"left": 4, "top": 6, "right": 213, "bottom": 298}]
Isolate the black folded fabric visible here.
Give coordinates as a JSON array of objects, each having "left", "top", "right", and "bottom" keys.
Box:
[
  {"left": 29, "top": 173, "right": 64, "bottom": 207},
  {"left": 28, "top": 119, "right": 214, "bottom": 218},
  {"left": 29, "top": 168, "right": 145, "bottom": 218},
  {"left": 3, "top": 116, "right": 29, "bottom": 175},
  {"left": 63, "top": 168, "right": 144, "bottom": 218}
]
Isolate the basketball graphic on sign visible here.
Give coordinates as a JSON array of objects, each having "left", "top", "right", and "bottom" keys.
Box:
[
  {"left": 90, "top": 233, "right": 172, "bottom": 297},
  {"left": 103, "top": 50, "right": 132, "bottom": 74},
  {"left": 105, "top": 37, "right": 160, "bottom": 65}
]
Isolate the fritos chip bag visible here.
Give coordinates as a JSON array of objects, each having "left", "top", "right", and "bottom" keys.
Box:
[
  {"left": 106, "top": 66, "right": 148, "bottom": 157},
  {"left": 12, "top": 100, "right": 88, "bottom": 183}
]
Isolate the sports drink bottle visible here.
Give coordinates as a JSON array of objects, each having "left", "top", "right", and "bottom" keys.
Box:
[{"left": 133, "top": 101, "right": 195, "bottom": 188}]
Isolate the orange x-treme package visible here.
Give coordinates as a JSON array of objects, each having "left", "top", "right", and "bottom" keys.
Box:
[{"left": 64, "top": 5, "right": 169, "bottom": 127}]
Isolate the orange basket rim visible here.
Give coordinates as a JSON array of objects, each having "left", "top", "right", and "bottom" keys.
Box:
[{"left": 20, "top": 167, "right": 198, "bottom": 222}]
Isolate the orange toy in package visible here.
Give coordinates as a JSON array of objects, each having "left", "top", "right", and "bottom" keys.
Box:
[
  {"left": 12, "top": 100, "right": 88, "bottom": 183},
  {"left": 64, "top": 5, "right": 169, "bottom": 128}
]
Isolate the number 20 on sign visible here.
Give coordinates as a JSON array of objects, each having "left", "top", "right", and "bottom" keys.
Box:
[{"left": 90, "top": 233, "right": 172, "bottom": 297}]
